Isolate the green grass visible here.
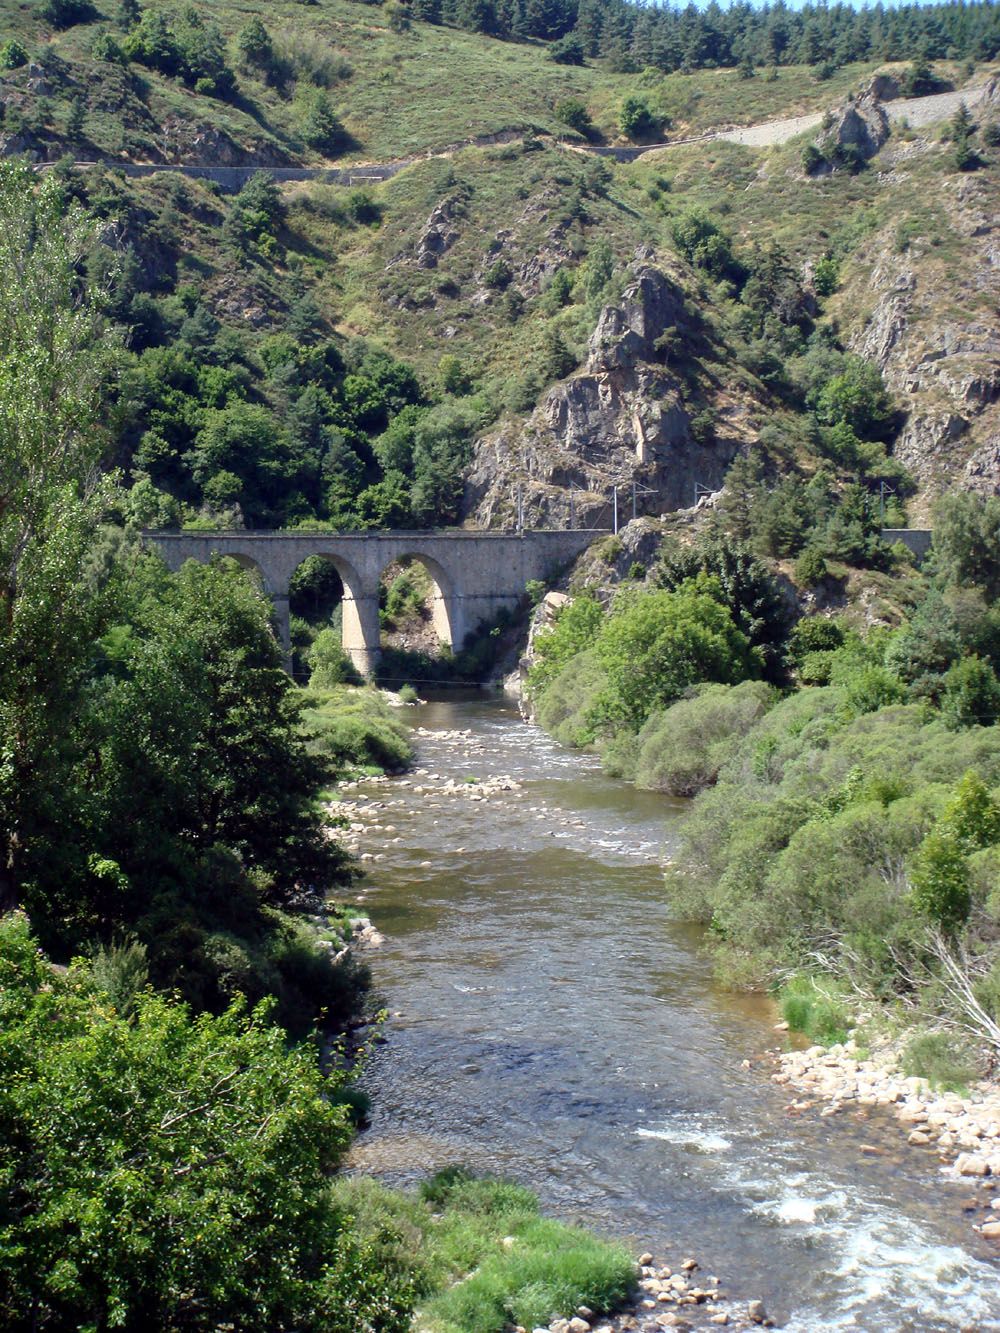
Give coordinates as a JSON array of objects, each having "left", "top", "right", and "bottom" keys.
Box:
[
  {"left": 330, "top": 1171, "right": 637, "bottom": 1333},
  {"left": 779, "top": 975, "right": 852, "bottom": 1047},
  {"left": 7, "top": 0, "right": 990, "bottom": 165},
  {"left": 901, "top": 1030, "right": 980, "bottom": 1092}
]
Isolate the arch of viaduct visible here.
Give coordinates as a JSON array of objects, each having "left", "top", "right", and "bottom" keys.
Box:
[{"left": 144, "top": 529, "right": 603, "bottom": 674}]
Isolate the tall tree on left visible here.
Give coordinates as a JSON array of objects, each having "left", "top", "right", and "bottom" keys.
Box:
[{"left": 0, "top": 159, "right": 120, "bottom": 912}]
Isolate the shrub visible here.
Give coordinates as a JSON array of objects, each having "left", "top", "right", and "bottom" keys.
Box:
[
  {"left": 534, "top": 648, "right": 608, "bottom": 749},
  {"left": 620, "top": 95, "right": 658, "bottom": 141},
  {"left": 794, "top": 547, "right": 828, "bottom": 588},
  {"left": 40, "top": 0, "right": 97, "bottom": 27},
  {"left": 92, "top": 31, "right": 128, "bottom": 63},
  {"left": 802, "top": 142, "right": 825, "bottom": 175},
  {"left": 779, "top": 975, "right": 850, "bottom": 1046},
  {"left": 301, "top": 684, "right": 413, "bottom": 774},
  {"left": 789, "top": 616, "right": 844, "bottom": 663},
  {"left": 669, "top": 209, "right": 737, "bottom": 279},
  {"left": 633, "top": 681, "right": 773, "bottom": 794},
  {"left": 484, "top": 257, "right": 513, "bottom": 290},
  {"left": 549, "top": 34, "right": 584, "bottom": 65},
  {"left": 902, "top": 1030, "right": 980, "bottom": 1090},
  {"left": 813, "top": 255, "right": 839, "bottom": 296},
  {"left": 307, "top": 626, "right": 363, "bottom": 688},
  {"left": 0, "top": 38, "right": 29, "bottom": 69},
  {"left": 555, "top": 98, "right": 592, "bottom": 136}
]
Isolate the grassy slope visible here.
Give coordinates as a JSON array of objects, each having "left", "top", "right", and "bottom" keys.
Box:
[
  {"left": 6, "top": 0, "right": 1000, "bottom": 528},
  {"left": 6, "top": 0, "right": 985, "bottom": 163}
]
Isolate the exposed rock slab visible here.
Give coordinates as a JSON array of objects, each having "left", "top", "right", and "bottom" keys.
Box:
[{"left": 464, "top": 252, "right": 738, "bottom": 529}]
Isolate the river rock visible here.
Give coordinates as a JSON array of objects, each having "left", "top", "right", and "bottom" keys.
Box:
[
  {"left": 955, "top": 1152, "right": 991, "bottom": 1176},
  {"left": 567, "top": 1318, "right": 591, "bottom": 1333},
  {"left": 748, "top": 1298, "right": 768, "bottom": 1324},
  {"left": 982, "top": 1221, "right": 1000, "bottom": 1239}
]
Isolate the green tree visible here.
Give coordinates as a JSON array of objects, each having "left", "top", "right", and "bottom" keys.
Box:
[
  {"left": 237, "top": 14, "right": 272, "bottom": 67},
  {"left": 0, "top": 912, "right": 410, "bottom": 1333},
  {"left": 815, "top": 356, "right": 894, "bottom": 439},
  {"left": 593, "top": 576, "right": 762, "bottom": 731},
  {"left": 940, "top": 769, "right": 1000, "bottom": 849},
  {"left": 86, "top": 558, "right": 350, "bottom": 917},
  {"left": 0, "top": 160, "right": 119, "bottom": 914},
  {"left": 620, "top": 94, "right": 657, "bottom": 140},
  {"left": 65, "top": 94, "right": 85, "bottom": 141},
  {"left": 941, "top": 655, "right": 1000, "bottom": 729},
  {"left": 909, "top": 829, "right": 972, "bottom": 931},
  {"left": 297, "top": 87, "right": 348, "bottom": 155},
  {"left": 527, "top": 593, "right": 605, "bottom": 700},
  {"left": 931, "top": 491, "right": 1000, "bottom": 601},
  {"left": 669, "top": 208, "right": 737, "bottom": 279}
]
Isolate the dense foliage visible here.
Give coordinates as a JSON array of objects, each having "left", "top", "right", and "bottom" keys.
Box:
[
  {"left": 0, "top": 913, "right": 410, "bottom": 1333},
  {"left": 387, "top": 0, "right": 1000, "bottom": 73},
  {"left": 0, "top": 157, "right": 363, "bottom": 1029}
]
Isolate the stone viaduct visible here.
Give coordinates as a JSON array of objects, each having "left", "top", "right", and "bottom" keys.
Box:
[{"left": 144, "top": 528, "right": 602, "bottom": 674}]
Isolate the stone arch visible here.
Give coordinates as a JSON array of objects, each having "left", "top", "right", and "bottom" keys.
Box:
[
  {"left": 379, "top": 551, "right": 462, "bottom": 653},
  {"left": 290, "top": 550, "right": 378, "bottom": 677},
  {"left": 220, "top": 550, "right": 273, "bottom": 593}
]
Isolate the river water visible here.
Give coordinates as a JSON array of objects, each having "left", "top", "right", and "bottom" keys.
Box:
[{"left": 345, "top": 696, "right": 1000, "bottom": 1331}]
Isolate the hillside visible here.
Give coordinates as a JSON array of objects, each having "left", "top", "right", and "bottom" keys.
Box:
[{"left": 3, "top": 1, "right": 1000, "bottom": 643}]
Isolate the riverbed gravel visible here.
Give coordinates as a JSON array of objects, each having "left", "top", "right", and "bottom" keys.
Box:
[{"left": 772, "top": 1034, "right": 1000, "bottom": 1242}]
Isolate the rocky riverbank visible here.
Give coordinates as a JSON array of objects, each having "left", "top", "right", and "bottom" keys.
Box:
[
  {"left": 772, "top": 1036, "right": 1000, "bottom": 1241},
  {"left": 505, "top": 1252, "right": 772, "bottom": 1333}
]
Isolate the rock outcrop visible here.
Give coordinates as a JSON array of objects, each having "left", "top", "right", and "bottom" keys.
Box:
[
  {"left": 463, "top": 250, "right": 740, "bottom": 529},
  {"left": 845, "top": 176, "right": 1000, "bottom": 496},
  {"left": 813, "top": 94, "right": 891, "bottom": 167}
]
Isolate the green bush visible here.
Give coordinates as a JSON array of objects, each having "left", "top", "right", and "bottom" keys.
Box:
[
  {"left": 779, "top": 976, "right": 850, "bottom": 1045},
  {"left": 301, "top": 684, "right": 413, "bottom": 774},
  {"left": 40, "top": 0, "right": 97, "bottom": 28},
  {"left": 789, "top": 616, "right": 844, "bottom": 663},
  {"left": 620, "top": 94, "right": 658, "bottom": 141},
  {"left": 902, "top": 1030, "right": 979, "bottom": 1091},
  {"left": 534, "top": 648, "right": 608, "bottom": 749},
  {"left": 555, "top": 98, "right": 592, "bottom": 136},
  {"left": 0, "top": 38, "right": 29, "bottom": 69},
  {"left": 633, "top": 680, "right": 774, "bottom": 795}
]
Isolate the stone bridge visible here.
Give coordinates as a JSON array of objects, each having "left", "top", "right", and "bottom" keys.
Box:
[{"left": 144, "top": 528, "right": 602, "bottom": 673}]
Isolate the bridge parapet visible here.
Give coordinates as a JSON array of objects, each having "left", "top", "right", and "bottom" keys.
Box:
[{"left": 143, "top": 528, "right": 603, "bottom": 673}]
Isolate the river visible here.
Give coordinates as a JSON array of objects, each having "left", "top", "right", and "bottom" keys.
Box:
[{"left": 344, "top": 695, "right": 1000, "bottom": 1331}]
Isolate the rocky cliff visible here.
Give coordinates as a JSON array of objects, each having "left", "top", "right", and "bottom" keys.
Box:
[
  {"left": 845, "top": 160, "right": 1000, "bottom": 507},
  {"left": 463, "top": 250, "right": 746, "bottom": 529}
]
